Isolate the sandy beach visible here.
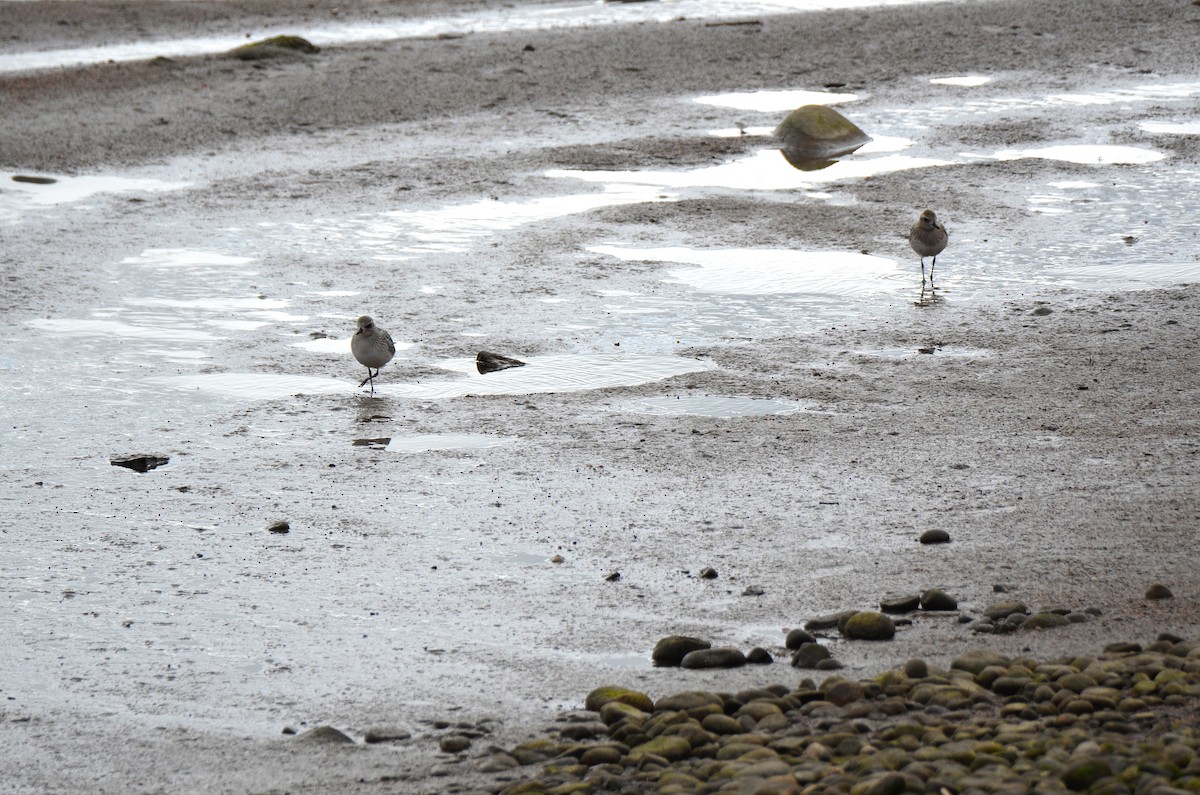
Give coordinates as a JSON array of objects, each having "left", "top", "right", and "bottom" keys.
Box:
[{"left": 2, "top": 0, "right": 1200, "bottom": 792}]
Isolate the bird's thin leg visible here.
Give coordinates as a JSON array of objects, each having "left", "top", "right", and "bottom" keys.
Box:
[
  {"left": 358, "top": 369, "right": 373, "bottom": 388},
  {"left": 929, "top": 255, "right": 937, "bottom": 286},
  {"left": 920, "top": 258, "right": 927, "bottom": 286}
]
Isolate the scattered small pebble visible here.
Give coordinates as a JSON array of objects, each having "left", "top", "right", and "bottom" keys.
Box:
[
  {"left": 918, "top": 529, "right": 951, "bottom": 544},
  {"left": 698, "top": 566, "right": 718, "bottom": 579},
  {"left": 267, "top": 520, "right": 290, "bottom": 534}
]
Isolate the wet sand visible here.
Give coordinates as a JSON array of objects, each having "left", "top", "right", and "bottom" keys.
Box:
[{"left": 2, "top": 0, "right": 1200, "bottom": 792}]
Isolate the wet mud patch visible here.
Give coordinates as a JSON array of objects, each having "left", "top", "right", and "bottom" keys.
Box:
[
  {"left": 542, "top": 135, "right": 759, "bottom": 170},
  {"left": 611, "top": 395, "right": 802, "bottom": 418}
]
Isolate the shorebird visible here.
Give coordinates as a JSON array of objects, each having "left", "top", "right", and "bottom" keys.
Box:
[
  {"left": 351, "top": 315, "right": 395, "bottom": 396},
  {"left": 909, "top": 209, "right": 948, "bottom": 287}
]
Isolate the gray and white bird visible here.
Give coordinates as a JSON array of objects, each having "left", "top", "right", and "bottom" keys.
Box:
[
  {"left": 351, "top": 315, "right": 395, "bottom": 396},
  {"left": 909, "top": 209, "right": 948, "bottom": 287}
]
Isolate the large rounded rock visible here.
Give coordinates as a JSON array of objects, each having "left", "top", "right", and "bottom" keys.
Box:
[
  {"left": 680, "top": 647, "right": 746, "bottom": 669},
  {"left": 842, "top": 611, "right": 896, "bottom": 641},
  {"left": 920, "top": 588, "right": 958, "bottom": 611},
  {"left": 652, "top": 635, "right": 711, "bottom": 666},
  {"left": 629, "top": 735, "right": 691, "bottom": 762},
  {"left": 585, "top": 685, "right": 653, "bottom": 713},
  {"left": 653, "top": 691, "right": 724, "bottom": 713},
  {"left": 785, "top": 628, "right": 816, "bottom": 649},
  {"left": 774, "top": 104, "right": 871, "bottom": 170},
  {"left": 792, "top": 642, "right": 832, "bottom": 669},
  {"left": 951, "top": 649, "right": 1012, "bottom": 674}
]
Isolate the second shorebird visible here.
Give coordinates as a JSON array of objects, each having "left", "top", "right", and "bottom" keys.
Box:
[
  {"left": 909, "top": 209, "right": 948, "bottom": 287},
  {"left": 351, "top": 315, "right": 395, "bottom": 396}
]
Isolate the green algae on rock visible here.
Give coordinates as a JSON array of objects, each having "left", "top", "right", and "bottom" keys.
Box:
[
  {"left": 774, "top": 104, "right": 871, "bottom": 170},
  {"left": 583, "top": 685, "right": 653, "bottom": 713},
  {"left": 496, "top": 637, "right": 1200, "bottom": 795},
  {"left": 227, "top": 35, "right": 320, "bottom": 61},
  {"left": 841, "top": 610, "right": 896, "bottom": 641}
]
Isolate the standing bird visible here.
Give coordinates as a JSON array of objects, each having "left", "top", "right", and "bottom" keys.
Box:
[
  {"left": 351, "top": 315, "right": 395, "bottom": 396},
  {"left": 909, "top": 209, "right": 948, "bottom": 287}
]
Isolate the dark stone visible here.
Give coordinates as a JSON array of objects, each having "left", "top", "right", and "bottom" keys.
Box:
[
  {"left": 919, "top": 529, "right": 951, "bottom": 544},
  {"left": 902, "top": 658, "right": 928, "bottom": 678},
  {"left": 475, "top": 350, "right": 526, "bottom": 374},
  {"left": 604, "top": 570, "right": 621, "bottom": 581},
  {"left": 745, "top": 647, "right": 773, "bottom": 664},
  {"left": 791, "top": 642, "right": 832, "bottom": 669},
  {"left": 785, "top": 628, "right": 815, "bottom": 649},
  {"left": 698, "top": 566, "right": 718, "bottom": 579},
  {"left": 267, "top": 520, "right": 290, "bottom": 534},
  {"left": 880, "top": 594, "right": 921, "bottom": 614},
  {"left": 439, "top": 734, "right": 471, "bottom": 753},
  {"left": 1061, "top": 759, "right": 1113, "bottom": 791},
  {"left": 652, "top": 635, "right": 711, "bottom": 667},
  {"left": 1022, "top": 612, "right": 1071, "bottom": 630},
  {"left": 741, "top": 585, "right": 766, "bottom": 596},
  {"left": 1145, "top": 583, "right": 1174, "bottom": 600},
  {"left": 681, "top": 647, "right": 746, "bottom": 669},
  {"left": 984, "top": 601, "right": 1028, "bottom": 621},
  {"left": 805, "top": 610, "right": 859, "bottom": 631},
  {"left": 12, "top": 175, "right": 57, "bottom": 185},
  {"left": 110, "top": 454, "right": 169, "bottom": 472},
  {"left": 559, "top": 722, "right": 606, "bottom": 741},
  {"left": 919, "top": 588, "right": 958, "bottom": 611},
  {"left": 363, "top": 727, "right": 412, "bottom": 744}
]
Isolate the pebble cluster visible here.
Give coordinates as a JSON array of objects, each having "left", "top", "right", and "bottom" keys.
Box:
[{"left": 487, "top": 635, "right": 1200, "bottom": 794}]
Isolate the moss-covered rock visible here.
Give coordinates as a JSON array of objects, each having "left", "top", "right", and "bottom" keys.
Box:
[
  {"left": 774, "top": 104, "right": 871, "bottom": 169},
  {"left": 628, "top": 735, "right": 692, "bottom": 762},
  {"left": 584, "top": 685, "right": 653, "bottom": 713},
  {"left": 842, "top": 611, "right": 896, "bottom": 641},
  {"left": 227, "top": 35, "right": 320, "bottom": 61}
]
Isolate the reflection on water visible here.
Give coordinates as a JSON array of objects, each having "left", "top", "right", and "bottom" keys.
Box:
[
  {"left": 592, "top": 246, "right": 900, "bottom": 296},
  {"left": 548, "top": 148, "right": 951, "bottom": 191},
  {"left": 265, "top": 185, "right": 673, "bottom": 258},
  {"left": 147, "top": 373, "right": 349, "bottom": 399},
  {"left": 383, "top": 354, "right": 708, "bottom": 399}
]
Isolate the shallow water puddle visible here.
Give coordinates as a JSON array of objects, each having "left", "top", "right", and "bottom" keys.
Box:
[
  {"left": 266, "top": 185, "right": 672, "bottom": 258},
  {"left": 1139, "top": 120, "right": 1200, "bottom": 135},
  {"left": 930, "top": 75, "right": 992, "bottom": 87},
  {"left": 549, "top": 147, "right": 950, "bottom": 192},
  {"left": 592, "top": 246, "right": 900, "bottom": 296},
  {"left": 615, "top": 395, "right": 803, "bottom": 418},
  {"left": 379, "top": 354, "right": 708, "bottom": 399},
  {"left": 0, "top": 172, "right": 189, "bottom": 225},
  {"left": 146, "top": 372, "right": 348, "bottom": 399},
  {"left": 0, "top": 0, "right": 933, "bottom": 73},
  {"left": 385, "top": 433, "right": 516, "bottom": 453},
  {"left": 973, "top": 144, "right": 1164, "bottom": 166},
  {"left": 1045, "top": 262, "right": 1200, "bottom": 291}
]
